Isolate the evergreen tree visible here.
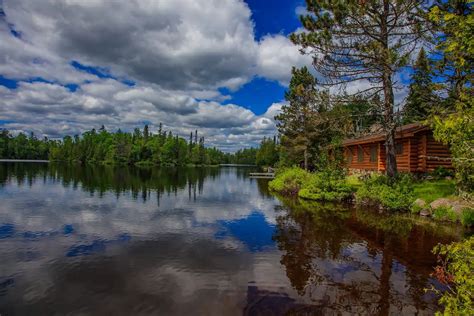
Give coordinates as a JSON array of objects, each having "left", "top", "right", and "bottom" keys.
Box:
[
  {"left": 256, "top": 137, "right": 279, "bottom": 167},
  {"left": 143, "top": 124, "right": 149, "bottom": 142},
  {"left": 275, "top": 67, "right": 331, "bottom": 169},
  {"left": 403, "top": 48, "right": 436, "bottom": 124},
  {"left": 430, "top": 0, "right": 473, "bottom": 100}
]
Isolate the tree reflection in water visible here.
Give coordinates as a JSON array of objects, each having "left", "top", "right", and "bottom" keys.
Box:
[
  {"left": 272, "top": 197, "right": 463, "bottom": 315},
  {"left": 0, "top": 162, "right": 226, "bottom": 204}
]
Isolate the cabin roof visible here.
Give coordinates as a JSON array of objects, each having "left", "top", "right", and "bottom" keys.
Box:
[{"left": 342, "top": 122, "right": 429, "bottom": 146}]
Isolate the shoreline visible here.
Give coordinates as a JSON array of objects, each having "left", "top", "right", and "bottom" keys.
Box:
[{"left": 0, "top": 159, "right": 49, "bottom": 163}]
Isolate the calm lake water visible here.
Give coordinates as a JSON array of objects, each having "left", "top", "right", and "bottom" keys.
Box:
[{"left": 0, "top": 162, "right": 468, "bottom": 315}]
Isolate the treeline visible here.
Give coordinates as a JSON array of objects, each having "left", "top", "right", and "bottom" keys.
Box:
[
  {"left": 0, "top": 126, "right": 280, "bottom": 167},
  {"left": 0, "top": 125, "right": 230, "bottom": 166},
  {"left": 0, "top": 130, "right": 50, "bottom": 160},
  {"left": 48, "top": 125, "right": 226, "bottom": 166},
  {"left": 230, "top": 136, "right": 279, "bottom": 166}
]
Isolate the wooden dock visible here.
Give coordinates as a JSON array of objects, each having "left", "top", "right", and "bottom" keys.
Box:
[{"left": 249, "top": 172, "right": 275, "bottom": 179}]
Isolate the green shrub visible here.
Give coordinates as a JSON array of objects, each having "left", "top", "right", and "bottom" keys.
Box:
[
  {"left": 356, "top": 174, "right": 415, "bottom": 211},
  {"left": 461, "top": 208, "right": 474, "bottom": 226},
  {"left": 346, "top": 174, "right": 363, "bottom": 189},
  {"left": 431, "top": 237, "right": 474, "bottom": 315},
  {"left": 298, "top": 171, "right": 354, "bottom": 202},
  {"left": 268, "top": 167, "right": 311, "bottom": 195},
  {"left": 433, "top": 206, "right": 459, "bottom": 222},
  {"left": 431, "top": 166, "right": 454, "bottom": 179}
]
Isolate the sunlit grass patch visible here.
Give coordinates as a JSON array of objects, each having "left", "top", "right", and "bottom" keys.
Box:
[{"left": 412, "top": 179, "right": 456, "bottom": 203}]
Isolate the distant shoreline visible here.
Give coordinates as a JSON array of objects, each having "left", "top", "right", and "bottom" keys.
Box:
[
  {"left": 0, "top": 160, "right": 258, "bottom": 167},
  {"left": 0, "top": 159, "right": 49, "bottom": 163}
]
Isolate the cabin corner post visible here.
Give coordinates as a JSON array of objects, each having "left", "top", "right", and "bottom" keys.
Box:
[
  {"left": 408, "top": 138, "right": 412, "bottom": 172},
  {"left": 377, "top": 142, "right": 382, "bottom": 172},
  {"left": 421, "top": 134, "right": 427, "bottom": 172}
]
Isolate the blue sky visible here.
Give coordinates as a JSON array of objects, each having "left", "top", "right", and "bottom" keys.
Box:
[
  {"left": 0, "top": 0, "right": 312, "bottom": 151},
  {"left": 224, "top": 0, "right": 303, "bottom": 115},
  {"left": 246, "top": 0, "right": 304, "bottom": 39}
]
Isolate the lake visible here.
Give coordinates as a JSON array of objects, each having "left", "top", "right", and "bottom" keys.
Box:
[{"left": 0, "top": 162, "right": 467, "bottom": 315}]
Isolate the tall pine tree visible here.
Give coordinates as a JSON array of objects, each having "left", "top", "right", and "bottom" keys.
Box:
[
  {"left": 291, "top": 0, "right": 429, "bottom": 177},
  {"left": 275, "top": 67, "right": 331, "bottom": 169},
  {"left": 403, "top": 48, "right": 436, "bottom": 124}
]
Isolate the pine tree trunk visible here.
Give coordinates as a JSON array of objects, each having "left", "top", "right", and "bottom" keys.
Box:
[
  {"left": 382, "top": 64, "right": 398, "bottom": 177},
  {"left": 381, "top": 0, "right": 397, "bottom": 178},
  {"left": 385, "top": 126, "right": 397, "bottom": 177}
]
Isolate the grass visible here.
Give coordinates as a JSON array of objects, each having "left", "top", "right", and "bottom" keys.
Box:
[
  {"left": 412, "top": 179, "right": 456, "bottom": 203},
  {"left": 433, "top": 206, "right": 459, "bottom": 222},
  {"left": 461, "top": 208, "right": 474, "bottom": 226}
]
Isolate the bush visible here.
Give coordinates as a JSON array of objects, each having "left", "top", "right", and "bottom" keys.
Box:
[
  {"left": 298, "top": 171, "right": 354, "bottom": 202},
  {"left": 461, "top": 208, "right": 474, "bottom": 227},
  {"left": 431, "top": 166, "right": 454, "bottom": 179},
  {"left": 268, "top": 167, "right": 311, "bottom": 195},
  {"left": 431, "top": 237, "right": 474, "bottom": 315},
  {"left": 356, "top": 174, "right": 415, "bottom": 211}
]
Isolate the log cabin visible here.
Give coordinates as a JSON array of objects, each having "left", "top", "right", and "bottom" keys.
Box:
[{"left": 342, "top": 123, "right": 453, "bottom": 173}]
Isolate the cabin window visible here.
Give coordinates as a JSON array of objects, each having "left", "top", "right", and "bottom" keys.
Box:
[
  {"left": 396, "top": 142, "right": 403, "bottom": 155},
  {"left": 347, "top": 148, "right": 352, "bottom": 163},
  {"left": 357, "top": 146, "right": 364, "bottom": 162},
  {"left": 370, "top": 145, "right": 378, "bottom": 162}
]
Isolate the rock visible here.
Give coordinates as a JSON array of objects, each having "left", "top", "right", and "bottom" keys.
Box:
[
  {"left": 430, "top": 198, "right": 452, "bottom": 210},
  {"left": 413, "top": 198, "right": 427, "bottom": 209},
  {"left": 420, "top": 209, "right": 431, "bottom": 217},
  {"left": 378, "top": 204, "right": 386, "bottom": 213},
  {"left": 451, "top": 200, "right": 473, "bottom": 214}
]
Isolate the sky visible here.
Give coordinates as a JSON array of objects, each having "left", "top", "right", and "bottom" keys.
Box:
[{"left": 0, "top": 0, "right": 314, "bottom": 151}]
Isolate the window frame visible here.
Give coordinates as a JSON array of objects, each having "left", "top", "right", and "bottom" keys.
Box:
[
  {"left": 357, "top": 146, "right": 364, "bottom": 162},
  {"left": 370, "top": 144, "right": 378, "bottom": 163},
  {"left": 347, "top": 148, "right": 353, "bottom": 164},
  {"left": 395, "top": 142, "right": 403, "bottom": 155}
]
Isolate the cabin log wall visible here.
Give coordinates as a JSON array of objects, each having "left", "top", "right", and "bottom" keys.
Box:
[{"left": 343, "top": 128, "right": 452, "bottom": 173}]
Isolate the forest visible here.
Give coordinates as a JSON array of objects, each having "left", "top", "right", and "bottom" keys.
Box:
[{"left": 0, "top": 125, "right": 279, "bottom": 166}]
